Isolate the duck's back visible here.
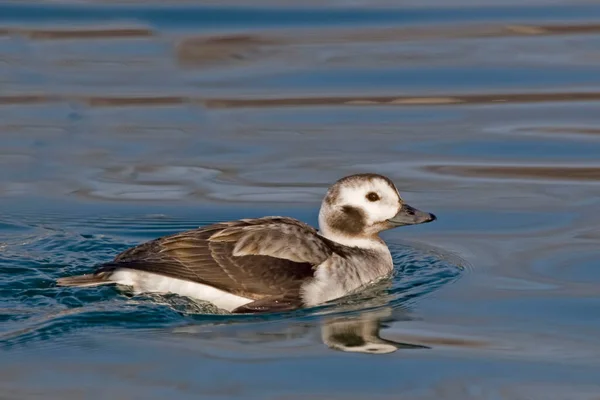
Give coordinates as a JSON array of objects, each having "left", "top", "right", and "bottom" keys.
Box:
[{"left": 62, "top": 217, "right": 334, "bottom": 312}]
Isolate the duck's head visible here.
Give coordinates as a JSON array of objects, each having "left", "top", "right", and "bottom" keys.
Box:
[{"left": 318, "top": 173, "right": 436, "bottom": 245}]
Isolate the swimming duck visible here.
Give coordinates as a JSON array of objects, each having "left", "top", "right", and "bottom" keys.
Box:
[{"left": 57, "top": 173, "right": 436, "bottom": 313}]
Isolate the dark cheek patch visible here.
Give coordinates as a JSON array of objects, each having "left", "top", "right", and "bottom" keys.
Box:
[{"left": 328, "top": 205, "right": 366, "bottom": 235}]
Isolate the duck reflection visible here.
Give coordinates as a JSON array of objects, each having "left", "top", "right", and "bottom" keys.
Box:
[
  {"left": 321, "top": 308, "right": 429, "bottom": 354},
  {"left": 171, "top": 305, "right": 428, "bottom": 355}
]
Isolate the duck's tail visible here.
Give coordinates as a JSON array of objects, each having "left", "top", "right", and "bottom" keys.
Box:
[{"left": 56, "top": 273, "right": 113, "bottom": 287}]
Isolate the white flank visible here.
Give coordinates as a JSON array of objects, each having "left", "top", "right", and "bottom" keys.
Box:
[{"left": 110, "top": 268, "right": 253, "bottom": 312}]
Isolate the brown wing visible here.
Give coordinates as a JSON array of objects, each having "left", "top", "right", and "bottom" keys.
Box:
[{"left": 96, "top": 217, "right": 334, "bottom": 300}]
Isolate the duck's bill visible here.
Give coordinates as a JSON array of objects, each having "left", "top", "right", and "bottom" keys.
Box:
[{"left": 387, "top": 203, "right": 437, "bottom": 226}]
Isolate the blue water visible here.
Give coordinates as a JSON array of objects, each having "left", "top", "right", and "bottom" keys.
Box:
[
  {"left": 2, "top": 1, "right": 600, "bottom": 398},
  {"left": 2, "top": 4, "right": 600, "bottom": 28}
]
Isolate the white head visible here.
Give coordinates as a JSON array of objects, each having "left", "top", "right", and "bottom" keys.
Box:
[{"left": 318, "top": 173, "right": 435, "bottom": 246}]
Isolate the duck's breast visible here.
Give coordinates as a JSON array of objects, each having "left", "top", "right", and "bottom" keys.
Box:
[{"left": 300, "top": 252, "right": 392, "bottom": 306}]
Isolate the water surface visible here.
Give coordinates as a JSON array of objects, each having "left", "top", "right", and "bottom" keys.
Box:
[{"left": 1, "top": 1, "right": 600, "bottom": 399}]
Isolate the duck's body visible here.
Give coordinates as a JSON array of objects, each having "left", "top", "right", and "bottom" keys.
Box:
[{"left": 57, "top": 174, "right": 436, "bottom": 313}]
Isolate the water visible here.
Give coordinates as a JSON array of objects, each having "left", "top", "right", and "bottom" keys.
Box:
[{"left": 1, "top": 1, "right": 600, "bottom": 398}]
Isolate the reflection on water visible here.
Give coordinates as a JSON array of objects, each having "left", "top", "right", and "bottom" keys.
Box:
[
  {"left": 321, "top": 308, "right": 429, "bottom": 354},
  {"left": 2, "top": 0, "right": 600, "bottom": 398},
  {"left": 172, "top": 308, "right": 431, "bottom": 355}
]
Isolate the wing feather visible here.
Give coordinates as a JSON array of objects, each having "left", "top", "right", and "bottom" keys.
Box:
[
  {"left": 209, "top": 222, "right": 331, "bottom": 264},
  {"left": 100, "top": 217, "right": 334, "bottom": 300}
]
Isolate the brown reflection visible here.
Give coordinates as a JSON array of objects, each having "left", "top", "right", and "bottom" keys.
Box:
[
  {"left": 344, "top": 23, "right": 600, "bottom": 41},
  {"left": 173, "top": 23, "right": 600, "bottom": 70},
  {"left": 0, "top": 27, "right": 153, "bottom": 40},
  {"left": 526, "top": 127, "right": 600, "bottom": 136},
  {"left": 203, "top": 92, "right": 600, "bottom": 109},
  {"left": 174, "top": 23, "right": 600, "bottom": 58},
  {"left": 0, "top": 95, "right": 60, "bottom": 105},
  {"left": 177, "top": 35, "right": 277, "bottom": 67},
  {"left": 1, "top": 92, "right": 600, "bottom": 108},
  {"left": 85, "top": 96, "right": 187, "bottom": 107},
  {"left": 426, "top": 165, "right": 600, "bottom": 182}
]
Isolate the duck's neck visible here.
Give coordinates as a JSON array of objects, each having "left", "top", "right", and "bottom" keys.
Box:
[
  {"left": 318, "top": 225, "right": 394, "bottom": 275},
  {"left": 318, "top": 224, "right": 387, "bottom": 252}
]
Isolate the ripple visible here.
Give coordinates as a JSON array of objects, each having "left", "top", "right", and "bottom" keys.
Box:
[
  {"left": 532, "top": 246, "right": 600, "bottom": 285},
  {"left": 488, "top": 124, "right": 600, "bottom": 141},
  {"left": 413, "top": 139, "right": 600, "bottom": 161},
  {"left": 424, "top": 163, "right": 600, "bottom": 183}
]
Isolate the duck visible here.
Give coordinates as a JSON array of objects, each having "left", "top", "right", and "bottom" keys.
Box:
[{"left": 56, "top": 173, "right": 436, "bottom": 314}]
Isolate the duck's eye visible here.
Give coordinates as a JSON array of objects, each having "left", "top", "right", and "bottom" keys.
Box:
[{"left": 366, "top": 192, "right": 380, "bottom": 202}]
